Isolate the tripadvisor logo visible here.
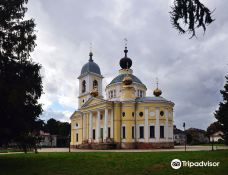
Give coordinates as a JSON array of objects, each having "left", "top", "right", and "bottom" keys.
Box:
[
  {"left": 171, "top": 159, "right": 220, "bottom": 169},
  {"left": 171, "top": 159, "right": 181, "bottom": 169}
]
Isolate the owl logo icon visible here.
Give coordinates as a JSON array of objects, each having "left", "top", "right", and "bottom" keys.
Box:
[{"left": 171, "top": 159, "right": 181, "bottom": 169}]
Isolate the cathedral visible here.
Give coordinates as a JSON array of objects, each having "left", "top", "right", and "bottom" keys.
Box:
[{"left": 70, "top": 46, "right": 175, "bottom": 149}]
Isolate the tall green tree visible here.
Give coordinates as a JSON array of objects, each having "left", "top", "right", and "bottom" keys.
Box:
[
  {"left": 215, "top": 76, "right": 228, "bottom": 145},
  {"left": 44, "top": 118, "right": 70, "bottom": 136},
  {"left": 59, "top": 122, "right": 71, "bottom": 137},
  {"left": 44, "top": 118, "right": 70, "bottom": 147},
  {"left": 0, "top": 0, "right": 43, "bottom": 148},
  {"left": 207, "top": 121, "right": 222, "bottom": 136},
  {"left": 170, "top": 0, "right": 214, "bottom": 38},
  {"left": 45, "top": 118, "right": 60, "bottom": 135}
]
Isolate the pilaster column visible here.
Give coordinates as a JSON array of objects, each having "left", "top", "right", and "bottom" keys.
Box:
[
  {"left": 165, "top": 109, "right": 168, "bottom": 141},
  {"left": 96, "top": 110, "right": 100, "bottom": 142},
  {"left": 171, "top": 110, "right": 174, "bottom": 141},
  {"left": 155, "top": 107, "right": 160, "bottom": 141},
  {"left": 145, "top": 107, "right": 149, "bottom": 142},
  {"left": 89, "top": 112, "right": 93, "bottom": 141},
  {"left": 104, "top": 108, "right": 108, "bottom": 141},
  {"left": 110, "top": 109, "right": 114, "bottom": 138},
  {"left": 83, "top": 113, "right": 87, "bottom": 140}
]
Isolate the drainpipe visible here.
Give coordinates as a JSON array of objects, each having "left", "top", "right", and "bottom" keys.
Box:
[
  {"left": 82, "top": 115, "right": 83, "bottom": 144},
  {"left": 112, "top": 101, "right": 115, "bottom": 142},
  {"left": 134, "top": 100, "right": 137, "bottom": 149},
  {"left": 120, "top": 102, "right": 122, "bottom": 148}
]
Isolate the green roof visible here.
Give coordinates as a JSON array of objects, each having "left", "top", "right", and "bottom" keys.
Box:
[{"left": 109, "top": 74, "right": 145, "bottom": 86}]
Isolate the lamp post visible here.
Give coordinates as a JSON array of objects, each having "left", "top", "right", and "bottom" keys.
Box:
[
  {"left": 211, "top": 129, "right": 214, "bottom": 151},
  {"left": 68, "top": 130, "right": 71, "bottom": 152},
  {"left": 183, "top": 122, "right": 186, "bottom": 152}
]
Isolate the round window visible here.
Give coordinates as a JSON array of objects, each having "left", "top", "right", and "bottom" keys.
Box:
[
  {"left": 139, "top": 112, "right": 143, "bottom": 117},
  {"left": 160, "top": 111, "right": 164, "bottom": 116}
]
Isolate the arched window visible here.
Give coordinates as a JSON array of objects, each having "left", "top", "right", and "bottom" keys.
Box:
[
  {"left": 140, "top": 90, "right": 143, "bottom": 97},
  {"left": 93, "top": 80, "right": 98, "bottom": 89},
  {"left": 82, "top": 80, "right": 86, "bottom": 93}
]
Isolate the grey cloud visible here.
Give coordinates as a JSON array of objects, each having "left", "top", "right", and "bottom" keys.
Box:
[
  {"left": 41, "top": 108, "right": 71, "bottom": 122},
  {"left": 27, "top": 0, "right": 228, "bottom": 130}
]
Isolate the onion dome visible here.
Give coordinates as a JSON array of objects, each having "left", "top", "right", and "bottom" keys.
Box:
[
  {"left": 153, "top": 88, "right": 162, "bottom": 97},
  {"left": 122, "top": 74, "right": 133, "bottom": 85},
  {"left": 119, "top": 47, "right": 132, "bottom": 69},
  {"left": 80, "top": 52, "right": 101, "bottom": 76}
]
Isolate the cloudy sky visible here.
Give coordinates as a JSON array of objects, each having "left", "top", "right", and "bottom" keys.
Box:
[{"left": 26, "top": 0, "right": 227, "bottom": 130}]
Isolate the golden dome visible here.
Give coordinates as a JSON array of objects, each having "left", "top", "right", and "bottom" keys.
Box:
[
  {"left": 122, "top": 74, "right": 132, "bottom": 85},
  {"left": 153, "top": 88, "right": 162, "bottom": 97}
]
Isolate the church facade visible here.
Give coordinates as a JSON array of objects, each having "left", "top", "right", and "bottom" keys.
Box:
[{"left": 70, "top": 47, "right": 175, "bottom": 149}]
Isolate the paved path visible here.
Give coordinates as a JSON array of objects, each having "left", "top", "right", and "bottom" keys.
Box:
[
  {"left": 38, "top": 145, "right": 228, "bottom": 153},
  {"left": 1, "top": 146, "right": 227, "bottom": 154}
]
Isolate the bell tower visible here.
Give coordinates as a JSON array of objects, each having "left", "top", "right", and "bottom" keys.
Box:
[{"left": 78, "top": 51, "right": 103, "bottom": 108}]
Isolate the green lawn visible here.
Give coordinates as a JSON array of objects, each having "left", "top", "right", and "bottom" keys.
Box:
[{"left": 0, "top": 150, "right": 228, "bottom": 175}]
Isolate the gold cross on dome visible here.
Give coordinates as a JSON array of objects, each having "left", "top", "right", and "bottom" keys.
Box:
[
  {"left": 124, "top": 38, "right": 128, "bottom": 47},
  {"left": 156, "top": 77, "right": 159, "bottom": 88},
  {"left": 89, "top": 42, "right": 93, "bottom": 53}
]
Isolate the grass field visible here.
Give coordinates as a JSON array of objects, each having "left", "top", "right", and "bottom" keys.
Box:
[{"left": 0, "top": 150, "right": 228, "bottom": 175}]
